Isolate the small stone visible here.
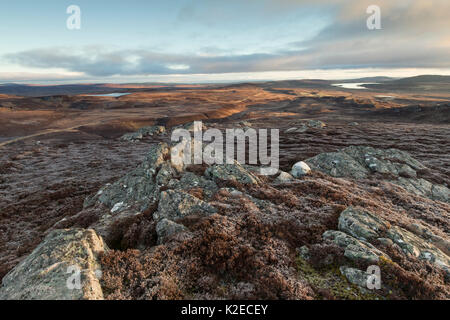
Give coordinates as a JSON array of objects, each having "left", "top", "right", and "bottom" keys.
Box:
[
  {"left": 291, "top": 161, "right": 311, "bottom": 178},
  {"left": 275, "top": 171, "right": 294, "bottom": 183}
]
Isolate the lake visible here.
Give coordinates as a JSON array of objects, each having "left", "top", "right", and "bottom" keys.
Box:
[
  {"left": 332, "top": 83, "right": 378, "bottom": 90},
  {"left": 87, "top": 93, "right": 131, "bottom": 97}
]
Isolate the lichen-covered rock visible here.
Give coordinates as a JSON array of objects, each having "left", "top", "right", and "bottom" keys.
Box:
[
  {"left": 291, "top": 161, "right": 311, "bottom": 178},
  {"left": 305, "top": 146, "right": 449, "bottom": 202},
  {"left": 205, "top": 161, "right": 260, "bottom": 185},
  {"left": 153, "top": 190, "right": 217, "bottom": 222},
  {"left": 306, "top": 151, "right": 368, "bottom": 179},
  {"left": 0, "top": 229, "right": 107, "bottom": 300},
  {"left": 156, "top": 218, "right": 188, "bottom": 244},
  {"left": 340, "top": 266, "right": 370, "bottom": 288},
  {"left": 408, "top": 224, "right": 450, "bottom": 256},
  {"left": 387, "top": 226, "right": 450, "bottom": 278},
  {"left": 323, "top": 230, "right": 386, "bottom": 264},
  {"left": 174, "top": 171, "right": 218, "bottom": 200},
  {"left": 156, "top": 162, "right": 176, "bottom": 186},
  {"left": 338, "top": 207, "right": 389, "bottom": 241}
]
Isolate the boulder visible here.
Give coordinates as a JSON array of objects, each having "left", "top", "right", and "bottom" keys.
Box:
[
  {"left": 291, "top": 161, "right": 311, "bottom": 178},
  {"left": 0, "top": 229, "right": 107, "bottom": 300}
]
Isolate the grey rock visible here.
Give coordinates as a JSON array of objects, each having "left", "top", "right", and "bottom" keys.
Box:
[
  {"left": 205, "top": 161, "right": 260, "bottom": 185},
  {"left": 305, "top": 146, "right": 449, "bottom": 202},
  {"left": 156, "top": 219, "right": 188, "bottom": 244},
  {"left": 154, "top": 190, "right": 217, "bottom": 222},
  {"left": 275, "top": 171, "right": 294, "bottom": 183},
  {"left": 297, "top": 246, "right": 310, "bottom": 260},
  {"left": 156, "top": 162, "right": 176, "bottom": 186},
  {"left": 285, "top": 120, "right": 326, "bottom": 134},
  {"left": 175, "top": 172, "right": 218, "bottom": 200},
  {"left": 120, "top": 125, "right": 165, "bottom": 141},
  {"left": 0, "top": 229, "right": 107, "bottom": 300},
  {"left": 307, "top": 150, "right": 368, "bottom": 179},
  {"left": 387, "top": 226, "right": 450, "bottom": 275},
  {"left": 340, "top": 266, "right": 369, "bottom": 288},
  {"left": 323, "top": 230, "right": 386, "bottom": 264},
  {"left": 291, "top": 161, "right": 311, "bottom": 178},
  {"left": 338, "top": 207, "right": 389, "bottom": 241}
]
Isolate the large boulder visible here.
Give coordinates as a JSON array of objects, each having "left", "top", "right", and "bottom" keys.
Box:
[{"left": 0, "top": 229, "right": 107, "bottom": 300}]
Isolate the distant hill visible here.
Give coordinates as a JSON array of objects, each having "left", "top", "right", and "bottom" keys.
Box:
[
  {"left": 389, "top": 75, "right": 450, "bottom": 84},
  {"left": 364, "top": 75, "right": 450, "bottom": 92}
]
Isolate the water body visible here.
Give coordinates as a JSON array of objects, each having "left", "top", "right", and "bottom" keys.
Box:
[
  {"left": 87, "top": 93, "right": 131, "bottom": 97},
  {"left": 332, "top": 83, "right": 378, "bottom": 90}
]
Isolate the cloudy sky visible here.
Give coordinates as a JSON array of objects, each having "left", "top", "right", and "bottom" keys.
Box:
[{"left": 1, "top": 0, "right": 449, "bottom": 83}]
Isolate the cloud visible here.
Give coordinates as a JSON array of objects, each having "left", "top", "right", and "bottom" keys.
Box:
[{"left": 4, "top": 0, "right": 450, "bottom": 77}]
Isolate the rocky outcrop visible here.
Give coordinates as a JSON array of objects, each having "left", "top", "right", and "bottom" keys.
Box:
[
  {"left": 387, "top": 226, "right": 450, "bottom": 279},
  {"left": 338, "top": 207, "right": 390, "bottom": 241},
  {"left": 323, "top": 230, "right": 387, "bottom": 264},
  {"left": 322, "top": 207, "right": 450, "bottom": 287},
  {"left": 305, "top": 146, "right": 449, "bottom": 202},
  {"left": 120, "top": 125, "right": 165, "bottom": 142},
  {"left": 0, "top": 229, "right": 107, "bottom": 300}
]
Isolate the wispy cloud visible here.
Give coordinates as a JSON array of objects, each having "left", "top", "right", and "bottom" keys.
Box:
[{"left": 3, "top": 0, "right": 450, "bottom": 79}]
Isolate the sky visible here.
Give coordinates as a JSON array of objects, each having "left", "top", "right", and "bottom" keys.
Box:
[{"left": 1, "top": 0, "right": 450, "bottom": 83}]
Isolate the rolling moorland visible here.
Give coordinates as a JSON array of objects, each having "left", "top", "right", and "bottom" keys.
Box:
[{"left": 0, "top": 75, "right": 449, "bottom": 299}]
